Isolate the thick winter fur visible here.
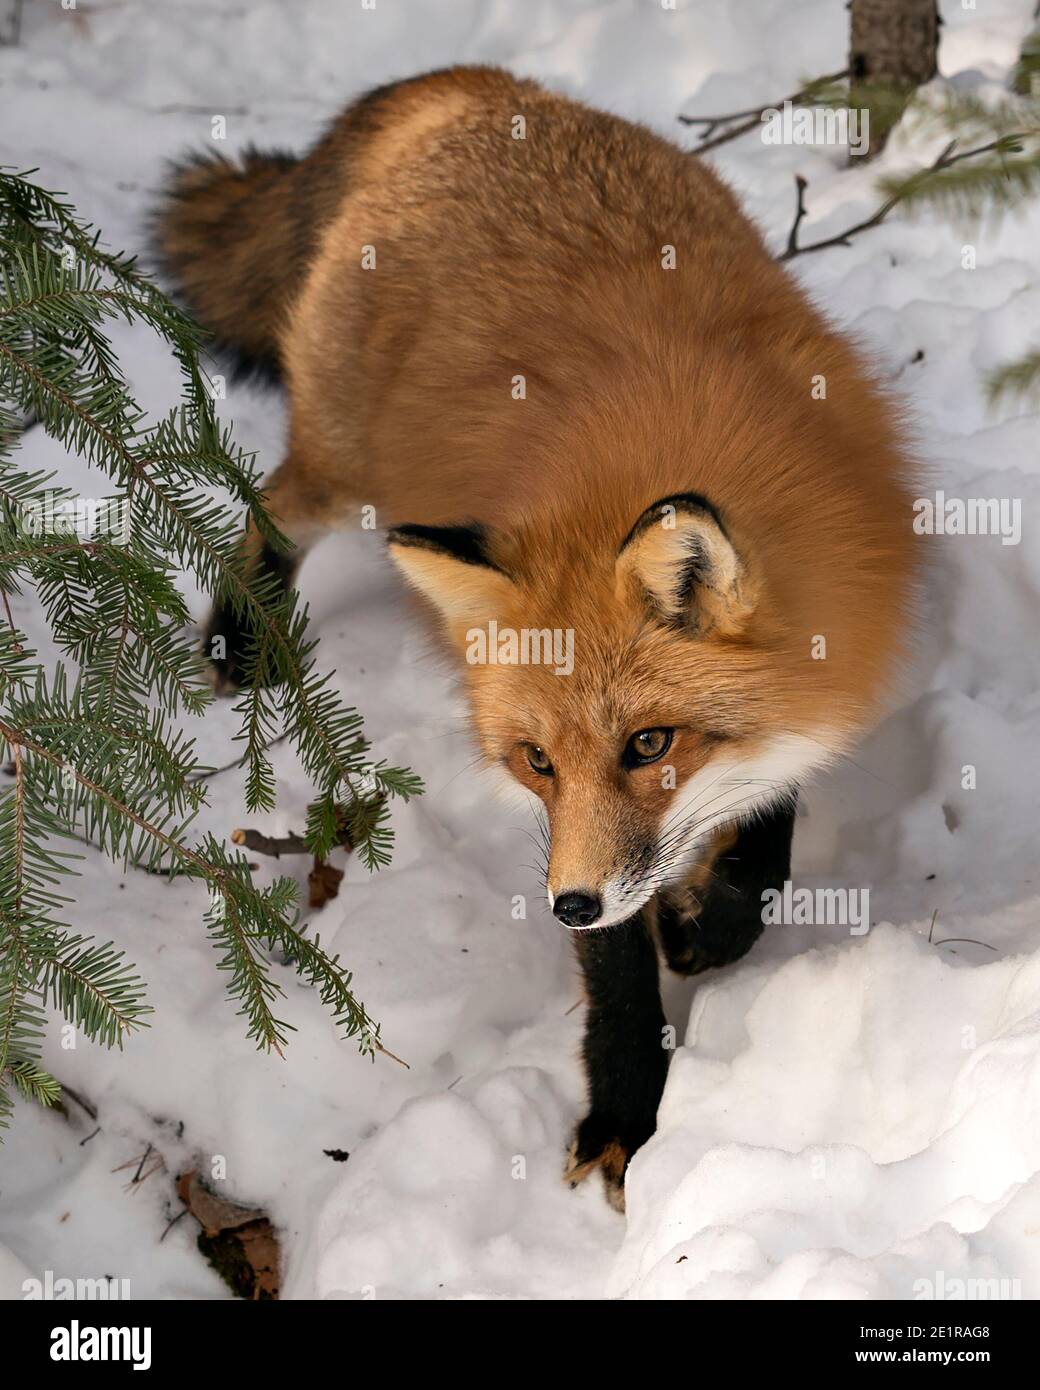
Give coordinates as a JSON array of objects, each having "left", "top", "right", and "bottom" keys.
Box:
[{"left": 154, "top": 65, "right": 919, "bottom": 1208}]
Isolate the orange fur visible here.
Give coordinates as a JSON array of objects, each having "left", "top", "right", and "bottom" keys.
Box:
[{"left": 157, "top": 66, "right": 919, "bottom": 915}]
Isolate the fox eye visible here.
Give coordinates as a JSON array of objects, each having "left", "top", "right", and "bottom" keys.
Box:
[
  {"left": 526, "top": 744, "right": 554, "bottom": 776},
  {"left": 624, "top": 727, "right": 673, "bottom": 768}
]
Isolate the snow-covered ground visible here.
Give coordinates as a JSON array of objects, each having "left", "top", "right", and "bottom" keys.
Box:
[{"left": 2, "top": 0, "right": 1039, "bottom": 1300}]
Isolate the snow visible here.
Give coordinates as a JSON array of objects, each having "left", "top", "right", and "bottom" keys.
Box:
[
  {"left": 614, "top": 924, "right": 1040, "bottom": 1298},
  {"left": 2, "top": 0, "right": 1039, "bottom": 1301}
]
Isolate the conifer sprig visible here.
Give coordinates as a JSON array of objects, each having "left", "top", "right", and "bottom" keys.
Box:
[
  {"left": 759, "top": 32, "right": 1040, "bottom": 404},
  {"left": 0, "top": 169, "right": 422, "bottom": 1128},
  {"left": 873, "top": 33, "right": 1040, "bottom": 406}
]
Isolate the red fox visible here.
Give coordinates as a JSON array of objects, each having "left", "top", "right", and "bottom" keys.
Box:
[{"left": 155, "top": 65, "right": 918, "bottom": 1209}]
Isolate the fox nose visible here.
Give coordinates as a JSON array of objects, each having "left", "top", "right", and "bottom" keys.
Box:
[{"left": 552, "top": 891, "right": 603, "bottom": 929}]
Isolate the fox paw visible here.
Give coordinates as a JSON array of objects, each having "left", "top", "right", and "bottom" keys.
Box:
[
  {"left": 202, "top": 602, "right": 283, "bottom": 696},
  {"left": 657, "top": 895, "right": 764, "bottom": 977},
  {"left": 665, "top": 933, "right": 739, "bottom": 977},
  {"left": 564, "top": 1116, "right": 643, "bottom": 1213},
  {"left": 202, "top": 603, "right": 247, "bottom": 696}
]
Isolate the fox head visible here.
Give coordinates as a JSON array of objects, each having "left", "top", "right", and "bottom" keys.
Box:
[{"left": 388, "top": 493, "right": 868, "bottom": 929}]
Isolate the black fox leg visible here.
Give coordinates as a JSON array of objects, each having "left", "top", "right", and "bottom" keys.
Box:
[
  {"left": 565, "top": 912, "right": 669, "bottom": 1212},
  {"left": 202, "top": 454, "right": 334, "bottom": 694},
  {"left": 204, "top": 539, "right": 300, "bottom": 694},
  {"left": 656, "top": 798, "right": 797, "bottom": 976}
]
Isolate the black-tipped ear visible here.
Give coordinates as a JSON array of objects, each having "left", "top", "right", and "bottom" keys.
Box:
[
  {"left": 616, "top": 493, "right": 756, "bottom": 638},
  {"left": 386, "top": 523, "right": 508, "bottom": 572},
  {"left": 387, "top": 523, "right": 516, "bottom": 629}
]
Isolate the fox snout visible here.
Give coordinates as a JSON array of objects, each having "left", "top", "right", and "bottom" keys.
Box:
[
  {"left": 551, "top": 891, "right": 603, "bottom": 929},
  {"left": 547, "top": 809, "right": 659, "bottom": 930}
]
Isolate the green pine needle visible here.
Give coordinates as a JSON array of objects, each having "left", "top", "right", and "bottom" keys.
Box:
[
  {"left": 986, "top": 349, "right": 1040, "bottom": 405},
  {"left": 0, "top": 169, "right": 422, "bottom": 1134}
]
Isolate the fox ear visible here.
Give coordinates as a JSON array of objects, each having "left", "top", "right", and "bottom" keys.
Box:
[
  {"left": 616, "top": 493, "right": 756, "bottom": 638},
  {"left": 387, "top": 523, "right": 516, "bottom": 629}
]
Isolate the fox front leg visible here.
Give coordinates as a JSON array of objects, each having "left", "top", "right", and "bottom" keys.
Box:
[
  {"left": 565, "top": 912, "right": 669, "bottom": 1212},
  {"left": 202, "top": 452, "right": 335, "bottom": 693},
  {"left": 655, "top": 800, "right": 797, "bottom": 976}
]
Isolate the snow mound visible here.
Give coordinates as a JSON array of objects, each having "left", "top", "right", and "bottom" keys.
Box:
[{"left": 612, "top": 922, "right": 1040, "bottom": 1299}]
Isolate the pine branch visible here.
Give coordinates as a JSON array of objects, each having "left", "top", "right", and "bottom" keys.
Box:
[
  {"left": 5, "top": 1057, "right": 61, "bottom": 1108},
  {"left": 876, "top": 142, "right": 1040, "bottom": 218},
  {"left": 0, "top": 170, "right": 421, "bottom": 1130},
  {"left": 1012, "top": 27, "right": 1040, "bottom": 97}
]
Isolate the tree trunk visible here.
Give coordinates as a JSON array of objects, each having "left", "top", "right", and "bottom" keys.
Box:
[{"left": 849, "top": 0, "right": 939, "bottom": 159}]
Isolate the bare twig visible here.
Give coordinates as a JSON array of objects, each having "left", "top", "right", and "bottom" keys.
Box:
[
  {"left": 189, "top": 730, "right": 290, "bottom": 785},
  {"left": 133, "top": 1142, "right": 153, "bottom": 1184},
  {"left": 159, "top": 1207, "right": 190, "bottom": 1243},
  {"left": 933, "top": 936, "right": 998, "bottom": 952},
  {"left": 927, "top": 909, "right": 995, "bottom": 954},
  {"left": 62, "top": 1084, "right": 98, "bottom": 1121},
  {"left": 778, "top": 136, "right": 1028, "bottom": 261},
  {"left": 680, "top": 69, "right": 850, "bottom": 154},
  {"left": 114, "top": 1144, "right": 166, "bottom": 1193},
  {"left": 785, "top": 175, "right": 809, "bottom": 257}
]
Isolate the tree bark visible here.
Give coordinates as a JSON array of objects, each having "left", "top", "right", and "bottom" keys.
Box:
[{"left": 849, "top": 0, "right": 939, "bottom": 159}]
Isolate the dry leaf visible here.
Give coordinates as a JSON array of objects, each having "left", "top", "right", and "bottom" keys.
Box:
[{"left": 308, "top": 857, "right": 344, "bottom": 909}]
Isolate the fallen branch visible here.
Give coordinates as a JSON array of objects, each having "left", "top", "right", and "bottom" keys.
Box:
[
  {"left": 231, "top": 828, "right": 345, "bottom": 907},
  {"left": 230, "top": 826, "right": 312, "bottom": 858},
  {"left": 232, "top": 800, "right": 385, "bottom": 908},
  {"left": 680, "top": 69, "right": 849, "bottom": 154},
  {"left": 231, "top": 794, "right": 381, "bottom": 860}
]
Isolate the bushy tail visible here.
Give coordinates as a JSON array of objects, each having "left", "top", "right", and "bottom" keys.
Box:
[
  {"left": 152, "top": 74, "right": 450, "bottom": 381},
  {"left": 151, "top": 146, "right": 309, "bottom": 383}
]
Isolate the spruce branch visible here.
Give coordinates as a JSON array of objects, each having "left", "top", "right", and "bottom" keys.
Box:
[
  {"left": 875, "top": 137, "right": 1040, "bottom": 218},
  {"left": 0, "top": 169, "right": 422, "bottom": 1130}
]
